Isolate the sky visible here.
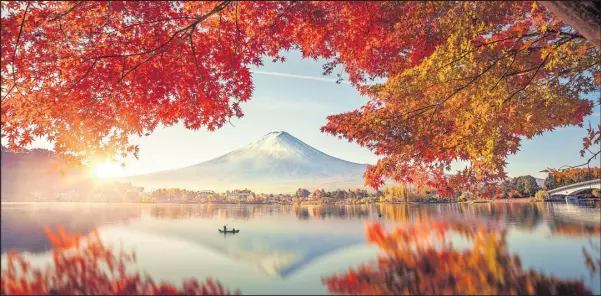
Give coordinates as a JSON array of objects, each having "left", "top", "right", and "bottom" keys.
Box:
[{"left": 6, "top": 50, "right": 601, "bottom": 179}]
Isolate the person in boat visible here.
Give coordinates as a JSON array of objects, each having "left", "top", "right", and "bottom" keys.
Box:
[
  {"left": 223, "top": 224, "right": 227, "bottom": 232},
  {"left": 232, "top": 228, "right": 236, "bottom": 232}
]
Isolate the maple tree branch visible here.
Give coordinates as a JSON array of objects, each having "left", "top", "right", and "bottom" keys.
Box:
[
  {"left": 57, "top": 17, "right": 71, "bottom": 43},
  {"left": 558, "top": 59, "right": 600, "bottom": 76},
  {"left": 489, "top": 50, "right": 518, "bottom": 92},
  {"left": 545, "top": 29, "right": 585, "bottom": 40},
  {"left": 218, "top": 11, "right": 223, "bottom": 46},
  {"left": 393, "top": 42, "right": 526, "bottom": 126},
  {"left": 501, "top": 64, "right": 545, "bottom": 78},
  {"left": 55, "top": 59, "right": 99, "bottom": 100},
  {"left": 100, "top": 1, "right": 112, "bottom": 32},
  {"left": 88, "top": 27, "right": 184, "bottom": 60},
  {"left": 69, "top": 1, "right": 232, "bottom": 95},
  {"left": 436, "top": 32, "right": 540, "bottom": 72},
  {"left": 382, "top": 35, "right": 532, "bottom": 125},
  {"left": 2, "top": 2, "right": 30, "bottom": 103},
  {"left": 410, "top": 55, "right": 503, "bottom": 121},
  {"left": 121, "top": 16, "right": 200, "bottom": 30},
  {"left": 235, "top": 1, "right": 240, "bottom": 55},
  {"left": 552, "top": 150, "right": 601, "bottom": 171},
  {"left": 501, "top": 36, "right": 576, "bottom": 105},
  {"left": 49, "top": 1, "right": 84, "bottom": 22},
  {"left": 188, "top": 32, "right": 202, "bottom": 105},
  {"left": 485, "top": 32, "right": 543, "bottom": 93},
  {"left": 86, "top": 1, "right": 231, "bottom": 60},
  {"left": 586, "top": 147, "right": 597, "bottom": 155},
  {"left": 115, "top": 50, "right": 167, "bottom": 85},
  {"left": 246, "top": 1, "right": 297, "bottom": 45},
  {"left": 188, "top": 33, "right": 202, "bottom": 78}
]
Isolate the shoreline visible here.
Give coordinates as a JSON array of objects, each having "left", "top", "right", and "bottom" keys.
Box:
[{"left": 2, "top": 198, "right": 598, "bottom": 206}]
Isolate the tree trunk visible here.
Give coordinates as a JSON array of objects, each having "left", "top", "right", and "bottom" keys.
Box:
[{"left": 541, "top": 1, "right": 601, "bottom": 49}]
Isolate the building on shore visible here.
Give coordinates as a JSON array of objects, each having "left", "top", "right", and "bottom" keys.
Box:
[{"left": 227, "top": 189, "right": 254, "bottom": 203}]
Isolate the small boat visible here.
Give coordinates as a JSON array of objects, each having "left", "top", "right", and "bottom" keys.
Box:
[{"left": 218, "top": 229, "right": 240, "bottom": 234}]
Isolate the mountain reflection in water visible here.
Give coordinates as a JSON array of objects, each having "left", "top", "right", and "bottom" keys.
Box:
[{"left": 1, "top": 202, "right": 599, "bottom": 294}]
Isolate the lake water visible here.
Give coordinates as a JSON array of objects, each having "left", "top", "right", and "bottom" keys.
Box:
[{"left": 1, "top": 202, "right": 600, "bottom": 294}]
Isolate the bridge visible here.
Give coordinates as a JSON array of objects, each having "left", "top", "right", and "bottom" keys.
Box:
[{"left": 547, "top": 179, "right": 601, "bottom": 202}]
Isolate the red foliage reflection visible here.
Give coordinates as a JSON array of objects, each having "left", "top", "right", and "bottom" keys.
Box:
[
  {"left": 323, "top": 218, "right": 594, "bottom": 295},
  {"left": 1, "top": 226, "right": 238, "bottom": 295}
]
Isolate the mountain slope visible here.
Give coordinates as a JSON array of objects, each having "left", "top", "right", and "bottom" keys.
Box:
[{"left": 121, "top": 131, "right": 369, "bottom": 193}]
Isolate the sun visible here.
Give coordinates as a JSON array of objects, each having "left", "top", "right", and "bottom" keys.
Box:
[{"left": 93, "top": 161, "right": 124, "bottom": 179}]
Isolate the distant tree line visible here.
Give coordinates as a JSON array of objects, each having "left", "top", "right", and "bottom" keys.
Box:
[
  {"left": 317, "top": 188, "right": 372, "bottom": 199},
  {"left": 146, "top": 188, "right": 221, "bottom": 204},
  {"left": 451, "top": 175, "right": 543, "bottom": 201},
  {"left": 500, "top": 175, "right": 541, "bottom": 198}
]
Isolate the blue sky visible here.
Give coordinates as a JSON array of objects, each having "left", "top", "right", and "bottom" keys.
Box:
[{"left": 11, "top": 50, "right": 601, "bottom": 179}]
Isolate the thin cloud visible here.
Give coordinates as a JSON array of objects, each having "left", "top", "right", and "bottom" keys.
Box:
[{"left": 251, "top": 70, "right": 351, "bottom": 84}]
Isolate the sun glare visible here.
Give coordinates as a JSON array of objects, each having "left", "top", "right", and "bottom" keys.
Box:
[{"left": 94, "top": 161, "right": 124, "bottom": 179}]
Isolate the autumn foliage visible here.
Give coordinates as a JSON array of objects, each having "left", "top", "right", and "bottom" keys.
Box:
[
  {"left": 1, "top": 1, "right": 599, "bottom": 191},
  {"left": 0, "top": 227, "right": 239, "bottom": 295},
  {"left": 543, "top": 167, "right": 601, "bottom": 190},
  {"left": 321, "top": 2, "right": 600, "bottom": 191},
  {"left": 548, "top": 167, "right": 600, "bottom": 182},
  {"left": 1, "top": 1, "right": 446, "bottom": 165},
  {"left": 322, "top": 218, "right": 594, "bottom": 295}
]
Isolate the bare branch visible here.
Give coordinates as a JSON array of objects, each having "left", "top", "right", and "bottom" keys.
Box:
[{"left": 551, "top": 150, "right": 601, "bottom": 171}]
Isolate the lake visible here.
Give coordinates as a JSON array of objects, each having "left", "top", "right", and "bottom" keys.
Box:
[{"left": 1, "top": 202, "right": 600, "bottom": 294}]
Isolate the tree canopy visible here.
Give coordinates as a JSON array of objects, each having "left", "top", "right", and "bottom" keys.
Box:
[{"left": 1, "top": 1, "right": 599, "bottom": 192}]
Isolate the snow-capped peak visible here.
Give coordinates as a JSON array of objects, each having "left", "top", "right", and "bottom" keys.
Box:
[{"left": 238, "top": 131, "right": 323, "bottom": 159}]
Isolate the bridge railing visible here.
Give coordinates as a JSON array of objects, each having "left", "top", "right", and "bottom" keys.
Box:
[{"left": 547, "top": 178, "right": 601, "bottom": 195}]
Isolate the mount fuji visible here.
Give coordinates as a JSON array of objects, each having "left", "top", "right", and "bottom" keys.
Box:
[{"left": 120, "top": 131, "right": 370, "bottom": 193}]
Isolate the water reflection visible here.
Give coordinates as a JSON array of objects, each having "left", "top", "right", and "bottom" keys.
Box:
[
  {"left": 3, "top": 203, "right": 600, "bottom": 253},
  {"left": 1, "top": 203, "right": 142, "bottom": 252},
  {"left": 377, "top": 202, "right": 600, "bottom": 235},
  {"left": 146, "top": 204, "right": 373, "bottom": 221},
  {"left": 323, "top": 218, "right": 596, "bottom": 295},
  {"left": 1, "top": 202, "right": 599, "bottom": 294}
]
